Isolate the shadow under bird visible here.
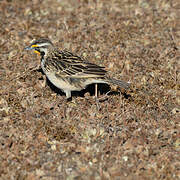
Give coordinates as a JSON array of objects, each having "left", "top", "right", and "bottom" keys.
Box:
[{"left": 25, "top": 38, "right": 130, "bottom": 99}]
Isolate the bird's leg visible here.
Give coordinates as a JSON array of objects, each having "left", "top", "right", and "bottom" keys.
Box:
[
  {"left": 65, "top": 91, "right": 72, "bottom": 101},
  {"left": 95, "top": 83, "right": 98, "bottom": 98},
  {"left": 95, "top": 83, "right": 100, "bottom": 110}
]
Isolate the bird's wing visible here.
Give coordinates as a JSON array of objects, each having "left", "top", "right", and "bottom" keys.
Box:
[{"left": 48, "top": 50, "right": 107, "bottom": 78}]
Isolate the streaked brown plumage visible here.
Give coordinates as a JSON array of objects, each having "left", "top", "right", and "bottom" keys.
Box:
[{"left": 25, "top": 38, "right": 130, "bottom": 99}]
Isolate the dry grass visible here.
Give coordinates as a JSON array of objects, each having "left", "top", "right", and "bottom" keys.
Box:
[{"left": 0, "top": 0, "right": 179, "bottom": 179}]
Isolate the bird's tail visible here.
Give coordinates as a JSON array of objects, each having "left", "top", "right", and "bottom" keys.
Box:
[{"left": 106, "top": 78, "right": 130, "bottom": 89}]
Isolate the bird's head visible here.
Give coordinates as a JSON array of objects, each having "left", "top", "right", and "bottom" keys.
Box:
[{"left": 25, "top": 38, "right": 54, "bottom": 56}]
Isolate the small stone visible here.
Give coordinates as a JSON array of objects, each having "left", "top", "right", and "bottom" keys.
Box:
[{"left": 122, "top": 156, "right": 128, "bottom": 161}]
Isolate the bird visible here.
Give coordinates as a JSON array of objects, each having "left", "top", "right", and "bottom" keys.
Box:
[{"left": 25, "top": 38, "right": 130, "bottom": 99}]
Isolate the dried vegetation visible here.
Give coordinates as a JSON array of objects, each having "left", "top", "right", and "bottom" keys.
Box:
[{"left": 0, "top": 0, "right": 179, "bottom": 179}]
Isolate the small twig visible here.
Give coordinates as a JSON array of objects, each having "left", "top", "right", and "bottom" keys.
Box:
[
  {"left": 10, "top": 65, "right": 39, "bottom": 82},
  {"left": 169, "top": 28, "right": 177, "bottom": 48},
  {"left": 98, "top": 90, "right": 111, "bottom": 102},
  {"left": 63, "top": 19, "right": 70, "bottom": 34},
  {"left": 95, "top": 96, "right": 100, "bottom": 111}
]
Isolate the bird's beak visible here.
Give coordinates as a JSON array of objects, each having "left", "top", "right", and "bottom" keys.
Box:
[
  {"left": 24, "top": 44, "right": 38, "bottom": 50},
  {"left": 24, "top": 44, "right": 40, "bottom": 55},
  {"left": 24, "top": 46, "right": 33, "bottom": 50}
]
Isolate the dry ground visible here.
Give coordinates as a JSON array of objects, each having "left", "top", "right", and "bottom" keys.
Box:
[{"left": 0, "top": 0, "right": 179, "bottom": 179}]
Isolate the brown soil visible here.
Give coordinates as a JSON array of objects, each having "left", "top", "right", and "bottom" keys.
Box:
[{"left": 0, "top": 0, "right": 179, "bottom": 179}]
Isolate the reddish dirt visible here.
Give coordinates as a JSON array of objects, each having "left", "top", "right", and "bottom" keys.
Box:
[{"left": 0, "top": 0, "right": 179, "bottom": 179}]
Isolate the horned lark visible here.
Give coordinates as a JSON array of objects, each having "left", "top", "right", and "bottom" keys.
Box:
[{"left": 25, "top": 38, "right": 130, "bottom": 99}]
